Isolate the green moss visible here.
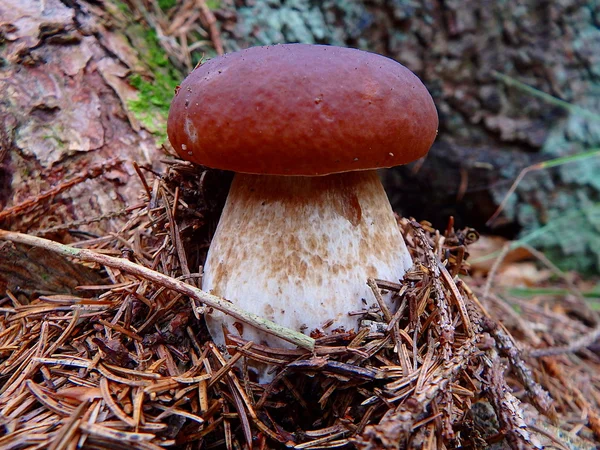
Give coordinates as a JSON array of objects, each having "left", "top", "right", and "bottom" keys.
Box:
[
  {"left": 140, "top": 28, "right": 171, "bottom": 68},
  {"left": 125, "top": 28, "right": 182, "bottom": 143},
  {"left": 115, "top": 0, "right": 129, "bottom": 14},
  {"left": 158, "top": 0, "right": 177, "bottom": 10},
  {"left": 157, "top": 0, "right": 217, "bottom": 11}
]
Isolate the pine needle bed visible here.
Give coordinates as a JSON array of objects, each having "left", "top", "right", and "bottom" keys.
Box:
[{"left": 0, "top": 161, "right": 598, "bottom": 449}]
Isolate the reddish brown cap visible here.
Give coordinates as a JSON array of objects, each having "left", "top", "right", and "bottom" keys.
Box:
[{"left": 167, "top": 44, "right": 438, "bottom": 176}]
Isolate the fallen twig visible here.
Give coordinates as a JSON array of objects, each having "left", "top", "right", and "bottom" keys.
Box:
[
  {"left": 0, "top": 229, "right": 314, "bottom": 351},
  {"left": 0, "top": 159, "right": 123, "bottom": 222},
  {"left": 195, "top": 0, "right": 224, "bottom": 55},
  {"left": 485, "top": 356, "right": 543, "bottom": 450},
  {"left": 528, "top": 323, "right": 600, "bottom": 358},
  {"left": 481, "top": 317, "right": 554, "bottom": 416}
]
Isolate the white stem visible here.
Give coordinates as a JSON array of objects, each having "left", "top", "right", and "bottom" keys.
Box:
[{"left": 202, "top": 170, "right": 412, "bottom": 370}]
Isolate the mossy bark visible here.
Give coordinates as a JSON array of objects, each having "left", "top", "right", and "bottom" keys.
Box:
[
  {"left": 225, "top": 0, "right": 600, "bottom": 273},
  {"left": 0, "top": 0, "right": 179, "bottom": 293},
  {"left": 2, "top": 0, "right": 599, "bottom": 274},
  {"left": 0, "top": 0, "right": 171, "bottom": 234}
]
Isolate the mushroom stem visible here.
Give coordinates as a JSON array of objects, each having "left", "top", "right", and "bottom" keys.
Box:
[{"left": 203, "top": 170, "right": 412, "bottom": 353}]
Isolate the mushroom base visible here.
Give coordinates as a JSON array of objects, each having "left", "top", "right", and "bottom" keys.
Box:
[{"left": 202, "top": 170, "right": 412, "bottom": 377}]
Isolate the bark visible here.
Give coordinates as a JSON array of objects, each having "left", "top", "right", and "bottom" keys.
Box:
[
  {"left": 227, "top": 0, "right": 600, "bottom": 271},
  {"left": 0, "top": 0, "right": 170, "bottom": 293},
  {"left": 0, "top": 241, "right": 103, "bottom": 295},
  {"left": 0, "top": 0, "right": 164, "bottom": 236},
  {"left": 2, "top": 0, "right": 599, "bottom": 278}
]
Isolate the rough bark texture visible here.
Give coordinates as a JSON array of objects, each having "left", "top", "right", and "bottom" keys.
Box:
[
  {"left": 0, "top": 0, "right": 170, "bottom": 292},
  {"left": 2, "top": 0, "right": 599, "bottom": 274},
  {"left": 0, "top": 242, "right": 103, "bottom": 295},
  {"left": 226, "top": 0, "right": 600, "bottom": 271},
  {"left": 0, "top": 0, "right": 164, "bottom": 236}
]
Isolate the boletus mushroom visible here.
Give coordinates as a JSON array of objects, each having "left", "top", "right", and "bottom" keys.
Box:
[{"left": 168, "top": 44, "right": 438, "bottom": 380}]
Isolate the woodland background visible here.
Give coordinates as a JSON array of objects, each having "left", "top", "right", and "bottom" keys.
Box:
[
  {"left": 1, "top": 1, "right": 600, "bottom": 449},
  {"left": 1, "top": 0, "right": 600, "bottom": 276}
]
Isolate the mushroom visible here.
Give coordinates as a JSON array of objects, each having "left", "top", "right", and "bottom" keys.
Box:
[{"left": 168, "top": 44, "right": 438, "bottom": 379}]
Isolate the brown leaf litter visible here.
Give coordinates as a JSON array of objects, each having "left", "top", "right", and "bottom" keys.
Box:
[{"left": 0, "top": 160, "right": 599, "bottom": 449}]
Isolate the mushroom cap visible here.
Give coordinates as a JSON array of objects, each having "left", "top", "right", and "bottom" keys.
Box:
[{"left": 168, "top": 44, "right": 438, "bottom": 176}]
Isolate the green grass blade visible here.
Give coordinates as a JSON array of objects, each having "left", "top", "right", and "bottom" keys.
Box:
[{"left": 492, "top": 71, "right": 600, "bottom": 122}]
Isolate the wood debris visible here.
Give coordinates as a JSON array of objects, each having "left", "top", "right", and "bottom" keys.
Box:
[{"left": 0, "top": 161, "right": 599, "bottom": 449}]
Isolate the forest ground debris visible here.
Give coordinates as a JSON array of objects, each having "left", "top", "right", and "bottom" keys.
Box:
[{"left": 0, "top": 161, "right": 599, "bottom": 449}]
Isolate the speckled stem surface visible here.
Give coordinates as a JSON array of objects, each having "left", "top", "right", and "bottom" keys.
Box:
[{"left": 202, "top": 170, "right": 412, "bottom": 356}]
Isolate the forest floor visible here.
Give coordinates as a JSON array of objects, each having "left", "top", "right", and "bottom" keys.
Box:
[
  {"left": 1, "top": 1, "right": 600, "bottom": 448},
  {"left": 0, "top": 160, "right": 599, "bottom": 449}
]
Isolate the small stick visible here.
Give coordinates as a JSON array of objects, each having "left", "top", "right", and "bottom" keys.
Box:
[
  {"left": 195, "top": 0, "right": 224, "bottom": 55},
  {"left": 132, "top": 161, "right": 152, "bottom": 200},
  {"left": 481, "top": 317, "right": 554, "bottom": 415},
  {"left": 410, "top": 223, "right": 456, "bottom": 358},
  {"left": 367, "top": 278, "right": 392, "bottom": 323},
  {"left": 485, "top": 356, "right": 542, "bottom": 450},
  {"left": 481, "top": 243, "right": 511, "bottom": 301},
  {"left": 0, "top": 229, "right": 315, "bottom": 351},
  {"left": 437, "top": 260, "right": 473, "bottom": 336},
  {"left": 367, "top": 278, "right": 404, "bottom": 357},
  {"left": 0, "top": 159, "right": 123, "bottom": 222},
  {"left": 528, "top": 323, "right": 600, "bottom": 358}
]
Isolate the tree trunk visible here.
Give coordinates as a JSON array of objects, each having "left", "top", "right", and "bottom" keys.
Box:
[
  {"left": 2, "top": 0, "right": 599, "bottom": 277},
  {"left": 0, "top": 0, "right": 168, "bottom": 230},
  {"left": 0, "top": 0, "right": 174, "bottom": 292},
  {"left": 226, "top": 0, "right": 600, "bottom": 272}
]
